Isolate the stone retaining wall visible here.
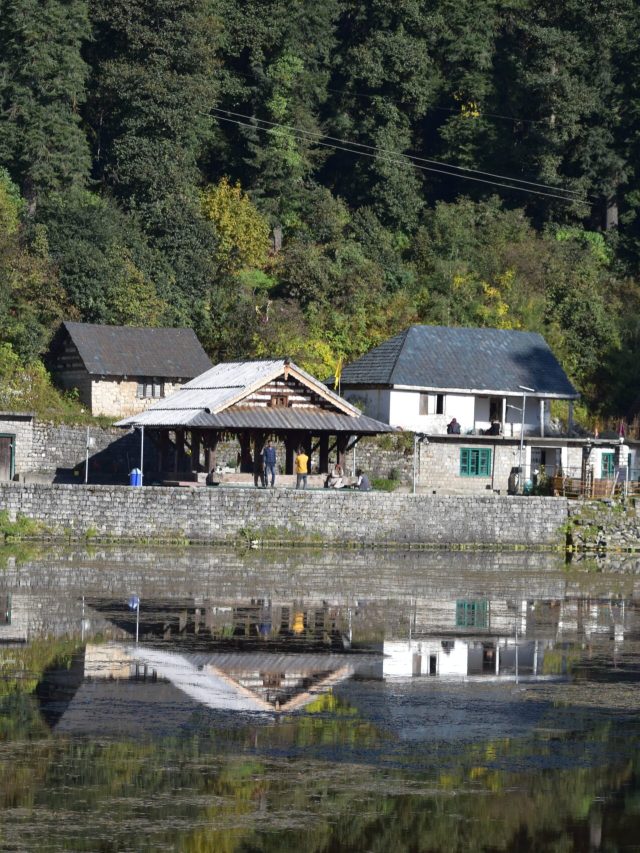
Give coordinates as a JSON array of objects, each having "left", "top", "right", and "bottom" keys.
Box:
[{"left": 0, "top": 483, "right": 568, "bottom": 546}]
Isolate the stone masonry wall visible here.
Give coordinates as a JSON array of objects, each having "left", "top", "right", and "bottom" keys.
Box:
[
  {"left": 0, "top": 414, "right": 35, "bottom": 474},
  {"left": 91, "top": 378, "right": 183, "bottom": 418},
  {"left": 419, "top": 439, "right": 520, "bottom": 495},
  {"left": 0, "top": 482, "right": 568, "bottom": 546}
]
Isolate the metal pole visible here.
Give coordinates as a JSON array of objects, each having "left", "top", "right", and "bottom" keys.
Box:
[
  {"left": 136, "top": 601, "right": 139, "bottom": 643},
  {"left": 139, "top": 425, "right": 144, "bottom": 486},
  {"left": 518, "top": 386, "right": 534, "bottom": 493},
  {"left": 518, "top": 391, "right": 526, "bottom": 490},
  {"left": 515, "top": 621, "right": 519, "bottom": 684},
  {"left": 413, "top": 433, "right": 417, "bottom": 494},
  {"left": 85, "top": 426, "right": 89, "bottom": 484}
]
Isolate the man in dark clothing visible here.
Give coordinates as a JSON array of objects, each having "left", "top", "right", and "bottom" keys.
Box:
[
  {"left": 356, "top": 469, "right": 371, "bottom": 491},
  {"left": 263, "top": 441, "right": 277, "bottom": 487}
]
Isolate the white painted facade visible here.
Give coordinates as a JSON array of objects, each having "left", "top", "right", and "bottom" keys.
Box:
[{"left": 345, "top": 386, "right": 552, "bottom": 436}]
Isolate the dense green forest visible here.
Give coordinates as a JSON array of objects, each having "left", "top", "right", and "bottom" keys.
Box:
[{"left": 1, "top": 0, "right": 640, "bottom": 422}]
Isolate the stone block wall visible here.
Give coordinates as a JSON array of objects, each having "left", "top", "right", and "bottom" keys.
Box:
[
  {"left": 0, "top": 482, "right": 568, "bottom": 546},
  {"left": 419, "top": 438, "right": 521, "bottom": 495},
  {"left": 91, "top": 378, "right": 183, "bottom": 418},
  {"left": 0, "top": 413, "right": 35, "bottom": 474}
]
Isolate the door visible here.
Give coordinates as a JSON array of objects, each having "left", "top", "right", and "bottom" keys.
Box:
[{"left": 0, "top": 435, "right": 14, "bottom": 481}]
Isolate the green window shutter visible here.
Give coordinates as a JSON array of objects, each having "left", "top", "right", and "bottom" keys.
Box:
[
  {"left": 460, "top": 448, "right": 492, "bottom": 477},
  {"left": 456, "top": 600, "right": 489, "bottom": 628},
  {"left": 601, "top": 453, "right": 615, "bottom": 478}
]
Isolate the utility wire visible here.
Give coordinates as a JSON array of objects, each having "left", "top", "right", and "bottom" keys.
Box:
[
  {"left": 212, "top": 106, "right": 587, "bottom": 198},
  {"left": 211, "top": 111, "right": 590, "bottom": 204}
]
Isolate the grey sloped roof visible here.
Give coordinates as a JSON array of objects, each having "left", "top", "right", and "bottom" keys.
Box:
[
  {"left": 118, "top": 405, "right": 392, "bottom": 433},
  {"left": 62, "top": 321, "right": 212, "bottom": 378},
  {"left": 341, "top": 326, "right": 579, "bottom": 398}
]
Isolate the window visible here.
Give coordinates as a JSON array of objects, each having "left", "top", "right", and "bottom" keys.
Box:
[
  {"left": 601, "top": 452, "right": 615, "bottom": 478},
  {"left": 420, "top": 393, "right": 445, "bottom": 415},
  {"left": 136, "top": 378, "right": 165, "bottom": 399},
  {"left": 460, "top": 448, "right": 492, "bottom": 477},
  {"left": 269, "top": 394, "right": 289, "bottom": 408},
  {"left": 456, "top": 600, "right": 488, "bottom": 629}
]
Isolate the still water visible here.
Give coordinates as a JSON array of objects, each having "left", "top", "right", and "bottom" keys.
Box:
[{"left": 0, "top": 546, "right": 639, "bottom": 851}]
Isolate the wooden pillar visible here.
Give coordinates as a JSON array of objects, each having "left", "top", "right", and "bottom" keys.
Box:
[
  {"left": 303, "top": 433, "right": 312, "bottom": 471},
  {"left": 239, "top": 432, "right": 253, "bottom": 473},
  {"left": 176, "top": 430, "right": 184, "bottom": 472},
  {"left": 319, "top": 434, "right": 329, "bottom": 474},
  {"left": 336, "top": 434, "right": 348, "bottom": 470},
  {"left": 285, "top": 436, "right": 296, "bottom": 475},
  {"left": 253, "top": 431, "right": 267, "bottom": 486},
  {"left": 204, "top": 430, "right": 218, "bottom": 473},
  {"left": 539, "top": 399, "right": 545, "bottom": 438},
  {"left": 191, "top": 431, "right": 200, "bottom": 473}
]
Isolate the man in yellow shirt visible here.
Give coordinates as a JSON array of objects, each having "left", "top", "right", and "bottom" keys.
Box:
[{"left": 294, "top": 447, "right": 309, "bottom": 490}]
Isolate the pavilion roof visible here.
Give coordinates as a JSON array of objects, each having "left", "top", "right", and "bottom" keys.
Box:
[{"left": 116, "top": 358, "right": 394, "bottom": 434}]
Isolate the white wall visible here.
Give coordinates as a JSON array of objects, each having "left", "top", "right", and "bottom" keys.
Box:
[{"left": 343, "top": 389, "right": 391, "bottom": 423}]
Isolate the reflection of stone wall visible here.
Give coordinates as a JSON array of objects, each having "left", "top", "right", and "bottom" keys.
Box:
[{"left": 0, "top": 482, "right": 568, "bottom": 546}]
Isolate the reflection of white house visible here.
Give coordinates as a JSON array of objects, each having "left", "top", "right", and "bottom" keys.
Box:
[
  {"left": 340, "top": 325, "right": 579, "bottom": 436},
  {"left": 382, "top": 638, "right": 551, "bottom": 680}
]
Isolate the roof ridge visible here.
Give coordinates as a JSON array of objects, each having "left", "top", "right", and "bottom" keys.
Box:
[{"left": 387, "top": 327, "right": 412, "bottom": 385}]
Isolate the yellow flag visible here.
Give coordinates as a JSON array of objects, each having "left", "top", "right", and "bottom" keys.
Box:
[{"left": 334, "top": 356, "right": 343, "bottom": 391}]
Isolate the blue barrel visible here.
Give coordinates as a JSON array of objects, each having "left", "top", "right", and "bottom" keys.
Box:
[{"left": 129, "top": 468, "right": 142, "bottom": 486}]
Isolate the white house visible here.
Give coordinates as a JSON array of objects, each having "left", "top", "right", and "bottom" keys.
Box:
[{"left": 340, "top": 325, "right": 579, "bottom": 437}]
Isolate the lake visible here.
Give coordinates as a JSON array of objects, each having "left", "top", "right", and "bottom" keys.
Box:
[{"left": 0, "top": 546, "right": 639, "bottom": 851}]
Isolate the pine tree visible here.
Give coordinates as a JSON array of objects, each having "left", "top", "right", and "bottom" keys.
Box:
[{"left": 0, "top": 0, "right": 91, "bottom": 209}]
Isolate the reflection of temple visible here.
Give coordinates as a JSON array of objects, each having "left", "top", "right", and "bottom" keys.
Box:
[{"left": 82, "top": 642, "right": 379, "bottom": 713}]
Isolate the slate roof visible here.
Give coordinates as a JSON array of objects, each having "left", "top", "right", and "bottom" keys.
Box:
[
  {"left": 60, "top": 321, "right": 212, "bottom": 378},
  {"left": 340, "top": 326, "right": 579, "bottom": 398},
  {"left": 117, "top": 359, "right": 394, "bottom": 433}
]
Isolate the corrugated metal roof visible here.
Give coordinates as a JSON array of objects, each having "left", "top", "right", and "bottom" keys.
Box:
[
  {"left": 340, "top": 325, "right": 579, "bottom": 398},
  {"left": 118, "top": 405, "right": 393, "bottom": 433},
  {"left": 62, "top": 321, "right": 212, "bottom": 378},
  {"left": 115, "top": 358, "right": 391, "bottom": 432},
  {"left": 181, "top": 359, "right": 359, "bottom": 415}
]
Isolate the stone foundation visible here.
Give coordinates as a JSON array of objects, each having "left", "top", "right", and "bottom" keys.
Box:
[{"left": 0, "top": 483, "right": 568, "bottom": 547}]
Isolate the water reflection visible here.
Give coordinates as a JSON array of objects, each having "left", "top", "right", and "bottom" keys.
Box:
[{"left": 1, "top": 547, "right": 640, "bottom": 851}]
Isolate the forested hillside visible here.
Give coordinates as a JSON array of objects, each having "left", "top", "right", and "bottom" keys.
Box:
[{"left": 1, "top": 0, "right": 639, "bottom": 421}]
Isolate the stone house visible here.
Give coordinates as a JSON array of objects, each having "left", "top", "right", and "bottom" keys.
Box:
[
  {"left": 48, "top": 322, "right": 212, "bottom": 418},
  {"left": 340, "top": 325, "right": 579, "bottom": 437}
]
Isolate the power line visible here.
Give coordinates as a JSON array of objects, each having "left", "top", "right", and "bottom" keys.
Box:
[
  {"left": 210, "top": 111, "right": 590, "bottom": 204},
  {"left": 212, "top": 106, "right": 588, "bottom": 198}
]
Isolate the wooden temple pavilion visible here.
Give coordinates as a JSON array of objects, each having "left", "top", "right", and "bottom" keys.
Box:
[{"left": 116, "top": 358, "right": 394, "bottom": 477}]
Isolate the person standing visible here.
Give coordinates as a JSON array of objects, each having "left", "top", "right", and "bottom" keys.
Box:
[
  {"left": 295, "top": 447, "right": 309, "bottom": 490},
  {"left": 263, "top": 440, "right": 277, "bottom": 488}
]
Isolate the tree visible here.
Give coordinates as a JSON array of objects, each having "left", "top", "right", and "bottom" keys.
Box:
[
  {"left": 201, "top": 178, "right": 271, "bottom": 274},
  {"left": 0, "top": 169, "right": 66, "bottom": 361},
  {"left": 0, "top": 0, "right": 91, "bottom": 209}
]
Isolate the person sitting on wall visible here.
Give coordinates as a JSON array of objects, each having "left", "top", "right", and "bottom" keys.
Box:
[
  {"left": 355, "top": 469, "right": 371, "bottom": 491},
  {"left": 324, "top": 463, "right": 344, "bottom": 489},
  {"left": 447, "top": 418, "right": 461, "bottom": 435}
]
